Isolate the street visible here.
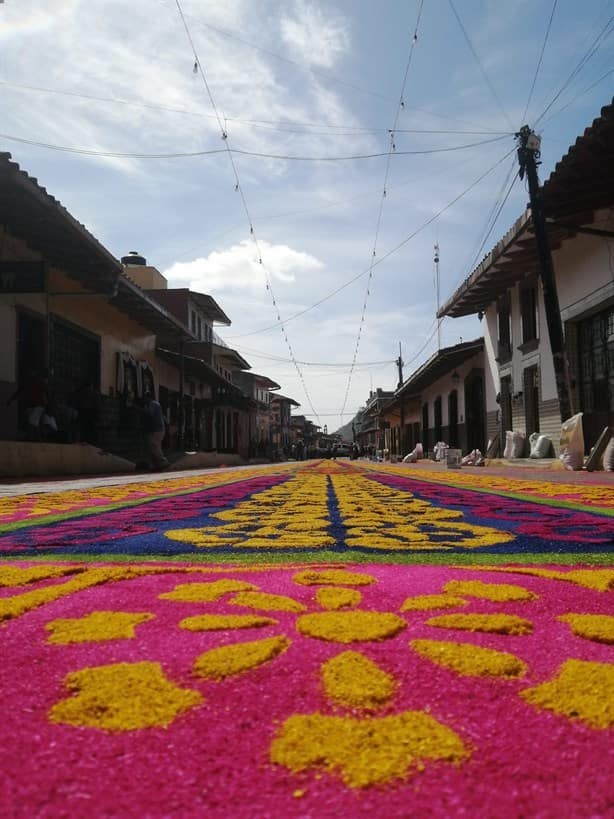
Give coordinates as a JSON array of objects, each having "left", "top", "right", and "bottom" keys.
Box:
[{"left": 0, "top": 460, "right": 612, "bottom": 817}]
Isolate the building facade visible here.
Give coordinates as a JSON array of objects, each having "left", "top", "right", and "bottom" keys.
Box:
[{"left": 438, "top": 98, "right": 614, "bottom": 455}]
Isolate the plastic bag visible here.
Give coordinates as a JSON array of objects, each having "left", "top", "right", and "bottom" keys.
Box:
[
  {"left": 402, "top": 442, "right": 423, "bottom": 463},
  {"left": 529, "top": 432, "right": 552, "bottom": 458},
  {"left": 462, "top": 448, "right": 483, "bottom": 466},
  {"left": 603, "top": 437, "right": 614, "bottom": 471},
  {"left": 433, "top": 441, "right": 449, "bottom": 461},
  {"left": 504, "top": 430, "right": 525, "bottom": 459},
  {"left": 559, "top": 412, "right": 584, "bottom": 471}
]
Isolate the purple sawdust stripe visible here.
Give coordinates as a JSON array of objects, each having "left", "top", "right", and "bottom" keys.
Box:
[{"left": 0, "top": 475, "right": 288, "bottom": 553}]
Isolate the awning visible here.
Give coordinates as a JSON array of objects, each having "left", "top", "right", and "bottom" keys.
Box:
[
  {"left": 190, "top": 292, "right": 231, "bottom": 325},
  {"left": 156, "top": 347, "right": 243, "bottom": 393},
  {"left": 211, "top": 343, "right": 251, "bottom": 371},
  {"left": 111, "top": 279, "right": 191, "bottom": 344},
  {"left": 395, "top": 339, "right": 483, "bottom": 399},
  {"left": 0, "top": 152, "right": 191, "bottom": 343},
  {"left": 271, "top": 393, "right": 300, "bottom": 407},
  {"left": 439, "top": 97, "right": 614, "bottom": 318},
  {"left": 0, "top": 152, "right": 121, "bottom": 292}
]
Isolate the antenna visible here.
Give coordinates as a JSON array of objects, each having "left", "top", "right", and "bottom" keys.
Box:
[{"left": 434, "top": 243, "right": 441, "bottom": 351}]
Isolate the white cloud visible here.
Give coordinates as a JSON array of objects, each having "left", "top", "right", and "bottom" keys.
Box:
[
  {"left": 163, "top": 239, "right": 323, "bottom": 292},
  {"left": 279, "top": 0, "right": 350, "bottom": 68}
]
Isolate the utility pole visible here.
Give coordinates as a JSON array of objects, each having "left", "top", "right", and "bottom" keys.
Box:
[
  {"left": 434, "top": 243, "right": 441, "bottom": 351},
  {"left": 396, "top": 342, "right": 405, "bottom": 457},
  {"left": 395, "top": 341, "right": 404, "bottom": 388},
  {"left": 516, "top": 126, "right": 573, "bottom": 423}
]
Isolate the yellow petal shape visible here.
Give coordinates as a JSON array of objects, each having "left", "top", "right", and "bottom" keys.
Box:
[
  {"left": 164, "top": 528, "right": 243, "bottom": 547},
  {"left": 297, "top": 611, "right": 406, "bottom": 643},
  {"left": 293, "top": 569, "right": 375, "bottom": 586},
  {"left": 470, "top": 566, "right": 614, "bottom": 593},
  {"left": 193, "top": 635, "right": 291, "bottom": 680},
  {"left": 270, "top": 711, "right": 468, "bottom": 787},
  {"left": 400, "top": 594, "right": 468, "bottom": 611},
  {"left": 0, "top": 565, "right": 83, "bottom": 587},
  {"left": 159, "top": 580, "right": 258, "bottom": 602},
  {"left": 322, "top": 651, "right": 396, "bottom": 709},
  {"left": 443, "top": 580, "right": 536, "bottom": 602},
  {"left": 228, "top": 591, "right": 306, "bottom": 612},
  {"left": 558, "top": 614, "right": 614, "bottom": 644},
  {"left": 180, "top": 614, "right": 277, "bottom": 631},
  {"left": 411, "top": 639, "right": 526, "bottom": 678},
  {"left": 46, "top": 611, "right": 154, "bottom": 643},
  {"left": 521, "top": 659, "right": 614, "bottom": 729},
  {"left": 426, "top": 613, "right": 533, "bottom": 635},
  {"left": 316, "top": 587, "right": 362, "bottom": 610},
  {"left": 49, "top": 661, "right": 202, "bottom": 730}
]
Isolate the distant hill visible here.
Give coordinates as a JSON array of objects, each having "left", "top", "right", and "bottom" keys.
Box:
[{"left": 334, "top": 416, "right": 357, "bottom": 442}]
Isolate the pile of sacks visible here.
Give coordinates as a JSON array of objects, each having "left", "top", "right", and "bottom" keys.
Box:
[
  {"left": 461, "top": 449, "right": 484, "bottom": 466},
  {"left": 402, "top": 443, "right": 423, "bottom": 463}
]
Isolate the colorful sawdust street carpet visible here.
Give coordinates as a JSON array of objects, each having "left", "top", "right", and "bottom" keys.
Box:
[{"left": 0, "top": 460, "right": 612, "bottom": 817}]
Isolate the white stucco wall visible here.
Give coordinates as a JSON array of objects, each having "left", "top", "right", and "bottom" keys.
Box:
[
  {"left": 471, "top": 209, "right": 614, "bottom": 416},
  {"left": 555, "top": 209, "right": 614, "bottom": 322},
  {"left": 418, "top": 349, "right": 484, "bottom": 425}
]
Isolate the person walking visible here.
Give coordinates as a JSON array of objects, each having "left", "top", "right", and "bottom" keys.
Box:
[{"left": 142, "top": 391, "right": 169, "bottom": 471}]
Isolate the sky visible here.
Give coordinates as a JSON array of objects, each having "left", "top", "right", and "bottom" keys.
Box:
[{"left": 2, "top": 0, "right": 613, "bottom": 429}]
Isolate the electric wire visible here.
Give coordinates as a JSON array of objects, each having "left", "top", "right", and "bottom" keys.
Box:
[
  {"left": 173, "top": 0, "right": 321, "bottom": 424},
  {"left": 447, "top": 0, "right": 515, "bottom": 132},
  {"left": 534, "top": 14, "right": 614, "bottom": 126},
  {"left": 339, "top": 0, "right": 426, "bottom": 420},
  {"left": 521, "top": 0, "right": 558, "bottom": 125},
  {"left": 160, "top": 0, "right": 396, "bottom": 104},
  {"left": 0, "top": 131, "right": 508, "bottom": 161},
  {"left": 540, "top": 67, "right": 614, "bottom": 127},
  {"left": 224, "top": 146, "right": 516, "bottom": 340},
  {"left": 0, "top": 79, "right": 515, "bottom": 136},
  {"left": 454, "top": 155, "right": 519, "bottom": 293},
  {"left": 231, "top": 345, "right": 396, "bottom": 367}
]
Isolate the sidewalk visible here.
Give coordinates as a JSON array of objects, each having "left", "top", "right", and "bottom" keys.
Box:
[
  {"left": 386, "top": 457, "right": 614, "bottom": 485},
  {"left": 1, "top": 456, "right": 612, "bottom": 497}
]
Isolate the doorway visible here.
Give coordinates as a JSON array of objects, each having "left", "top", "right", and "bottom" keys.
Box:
[
  {"left": 448, "top": 389, "right": 459, "bottom": 447},
  {"left": 464, "top": 372, "right": 485, "bottom": 452}
]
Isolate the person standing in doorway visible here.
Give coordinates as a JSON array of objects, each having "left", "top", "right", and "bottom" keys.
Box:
[{"left": 142, "top": 391, "right": 169, "bottom": 471}]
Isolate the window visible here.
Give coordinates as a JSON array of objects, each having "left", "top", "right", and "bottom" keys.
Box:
[
  {"left": 497, "top": 292, "right": 512, "bottom": 361},
  {"left": 520, "top": 285, "right": 538, "bottom": 346},
  {"left": 190, "top": 310, "right": 197, "bottom": 335},
  {"left": 197, "top": 317, "right": 202, "bottom": 340}
]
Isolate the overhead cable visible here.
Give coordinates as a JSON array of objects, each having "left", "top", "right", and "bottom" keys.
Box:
[
  {"left": 173, "top": 0, "right": 321, "bottom": 424},
  {"left": 225, "top": 146, "right": 517, "bottom": 340},
  {"left": 0, "top": 131, "right": 508, "bottom": 161},
  {"left": 447, "top": 0, "right": 515, "bottom": 132},
  {"left": 0, "top": 80, "right": 515, "bottom": 135},
  {"left": 522, "top": 0, "right": 558, "bottom": 124},
  {"left": 534, "top": 14, "right": 614, "bottom": 126},
  {"left": 540, "top": 67, "right": 614, "bottom": 127},
  {"left": 340, "top": 0, "right": 426, "bottom": 420},
  {"left": 161, "top": 1, "right": 396, "bottom": 104}
]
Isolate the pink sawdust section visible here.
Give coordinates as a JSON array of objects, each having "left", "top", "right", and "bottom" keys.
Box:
[{"left": 0, "top": 562, "right": 612, "bottom": 818}]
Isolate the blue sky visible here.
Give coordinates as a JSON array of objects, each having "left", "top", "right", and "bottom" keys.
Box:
[{"left": 2, "top": 0, "right": 613, "bottom": 427}]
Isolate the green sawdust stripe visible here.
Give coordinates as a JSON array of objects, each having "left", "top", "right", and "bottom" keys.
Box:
[
  {"left": 377, "top": 471, "right": 614, "bottom": 518},
  {"left": 1, "top": 551, "right": 611, "bottom": 566},
  {"left": 0, "top": 473, "right": 290, "bottom": 535}
]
